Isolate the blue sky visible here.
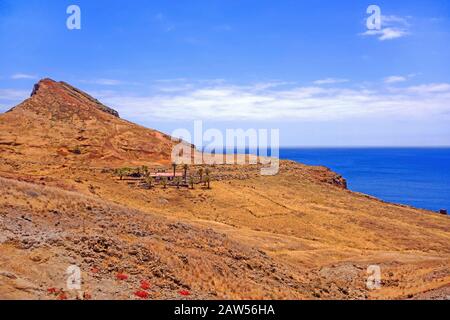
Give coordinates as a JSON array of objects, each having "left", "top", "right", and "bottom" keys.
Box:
[{"left": 1, "top": 0, "right": 450, "bottom": 146}]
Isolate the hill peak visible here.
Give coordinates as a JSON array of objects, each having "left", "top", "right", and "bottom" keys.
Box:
[
  {"left": 0, "top": 78, "right": 177, "bottom": 166},
  {"left": 9, "top": 78, "right": 120, "bottom": 118}
]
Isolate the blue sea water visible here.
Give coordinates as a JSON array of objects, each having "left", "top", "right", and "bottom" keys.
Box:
[{"left": 279, "top": 148, "right": 450, "bottom": 212}]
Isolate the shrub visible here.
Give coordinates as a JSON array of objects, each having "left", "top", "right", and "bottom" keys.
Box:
[
  {"left": 71, "top": 146, "right": 82, "bottom": 155},
  {"left": 140, "top": 280, "right": 151, "bottom": 290},
  {"left": 57, "top": 292, "right": 68, "bottom": 300},
  {"left": 116, "top": 273, "right": 129, "bottom": 281},
  {"left": 47, "top": 287, "right": 58, "bottom": 294},
  {"left": 179, "top": 290, "right": 190, "bottom": 296},
  {"left": 134, "top": 291, "right": 149, "bottom": 299}
]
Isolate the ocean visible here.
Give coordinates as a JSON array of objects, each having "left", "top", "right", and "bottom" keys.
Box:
[{"left": 279, "top": 148, "right": 450, "bottom": 212}]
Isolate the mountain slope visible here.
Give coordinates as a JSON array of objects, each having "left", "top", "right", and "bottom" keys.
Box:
[
  {"left": 0, "top": 79, "right": 177, "bottom": 167},
  {"left": 0, "top": 176, "right": 315, "bottom": 300},
  {"left": 0, "top": 79, "right": 449, "bottom": 300}
]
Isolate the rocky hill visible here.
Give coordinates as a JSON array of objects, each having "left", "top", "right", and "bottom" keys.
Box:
[{"left": 0, "top": 79, "right": 177, "bottom": 167}]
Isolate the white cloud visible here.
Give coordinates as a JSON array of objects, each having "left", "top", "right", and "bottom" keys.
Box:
[
  {"left": 0, "top": 89, "right": 30, "bottom": 100},
  {"left": 379, "top": 28, "right": 408, "bottom": 40},
  {"left": 97, "top": 81, "right": 450, "bottom": 122},
  {"left": 313, "top": 78, "right": 349, "bottom": 85},
  {"left": 384, "top": 76, "right": 407, "bottom": 84},
  {"left": 360, "top": 14, "right": 410, "bottom": 41},
  {"left": 382, "top": 15, "right": 410, "bottom": 27},
  {"left": 384, "top": 73, "right": 418, "bottom": 84},
  {"left": 91, "top": 79, "right": 123, "bottom": 86},
  {"left": 80, "top": 78, "right": 135, "bottom": 86},
  {"left": 2, "top": 79, "right": 450, "bottom": 125},
  {"left": 404, "top": 83, "right": 450, "bottom": 94},
  {"left": 11, "top": 73, "right": 37, "bottom": 80},
  {"left": 361, "top": 28, "right": 408, "bottom": 41}
]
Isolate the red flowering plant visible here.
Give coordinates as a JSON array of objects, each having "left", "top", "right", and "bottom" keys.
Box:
[
  {"left": 83, "top": 292, "right": 92, "bottom": 300},
  {"left": 179, "top": 290, "right": 190, "bottom": 296},
  {"left": 47, "top": 287, "right": 59, "bottom": 295},
  {"left": 140, "top": 280, "right": 151, "bottom": 290},
  {"left": 116, "top": 272, "right": 129, "bottom": 281},
  {"left": 134, "top": 290, "right": 149, "bottom": 299},
  {"left": 91, "top": 267, "right": 100, "bottom": 274},
  {"left": 57, "top": 292, "right": 68, "bottom": 300}
]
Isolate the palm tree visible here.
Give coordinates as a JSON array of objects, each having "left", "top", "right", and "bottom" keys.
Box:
[
  {"left": 183, "top": 164, "right": 189, "bottom": 182},
  {"left": 188, "top": 175, "right": 195, "bottom": 189},
  {"left": 171, "top": 162, "right": 177, "bottom": 178},
  {"left": 198, "top": 168, "right": 204, "bottom": 183},
  {"left": 203, "top": 168, "right": 211, "bottom": 186},
  {"left": 145, "top": 176, "right": 154, "bottom": 189},
  {"left": 161, "top": 177, "right": 168, "bottom": 189},
  {"left": 175, "top": 176, "right": 182, "bottom": 189},
  {"left": 204, "top": 175, "right": 211, "bottom": 189},
  {"left": 116, "top": 168, "right": 127, "bottom": 180},
  {"left": 141, "top": 165, "right": 149, "bottom": 177},
  {"left": 116, "top": 168, "right": 123, "bottom": 180}
]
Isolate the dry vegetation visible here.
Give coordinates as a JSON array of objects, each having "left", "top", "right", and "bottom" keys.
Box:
[
  {"left": 0, "top": 79, "right": 449, "bottom": 300},
  {"left": 0, "top": 177, "right": 313, "bottom": 300}
]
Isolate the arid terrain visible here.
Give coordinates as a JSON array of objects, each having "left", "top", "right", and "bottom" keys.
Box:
[{"left": 1, "top": 79, "right": 449, "bottom": 300}]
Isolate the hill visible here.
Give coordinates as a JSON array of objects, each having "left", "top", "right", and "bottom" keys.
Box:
[
  {"left": 0, "top": 79, "right": 449, "bottom": 300},
  {"left": 0, "top": 78, "right": 177, "bottom": 168}
]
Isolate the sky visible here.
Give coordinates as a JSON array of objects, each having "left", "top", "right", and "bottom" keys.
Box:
[{"left": 0, "top": 0, "right": 449, "bottom": 146}]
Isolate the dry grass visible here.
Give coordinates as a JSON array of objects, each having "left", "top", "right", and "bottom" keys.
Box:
[
  {"left": 1, "top": 79, "right": 449, "bottom": 299},
  {"left": 0, "top": 176, "right": 313, "bottom": 300}
]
